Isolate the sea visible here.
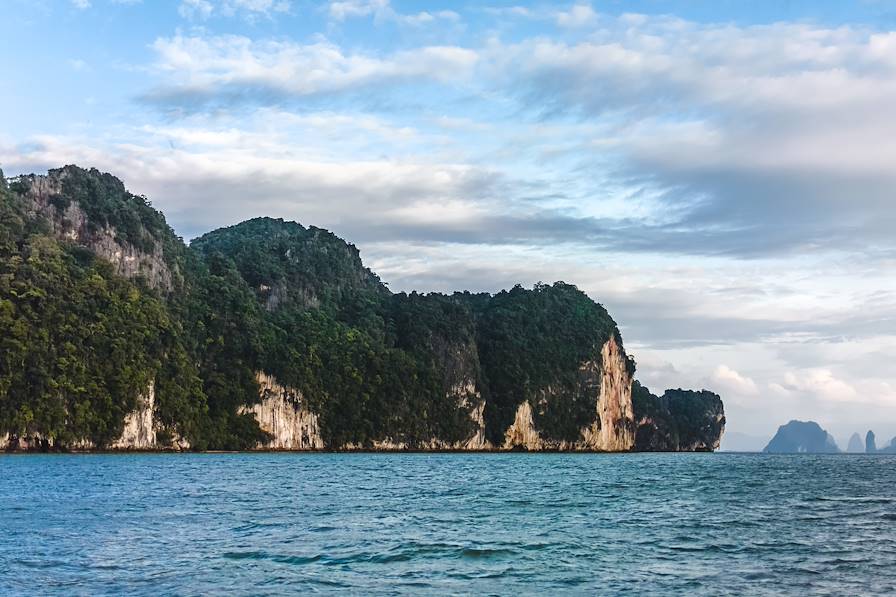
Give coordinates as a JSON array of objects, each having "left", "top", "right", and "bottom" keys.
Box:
[{"left": 1, "top": 453, "right": 895, "bottom": 595}]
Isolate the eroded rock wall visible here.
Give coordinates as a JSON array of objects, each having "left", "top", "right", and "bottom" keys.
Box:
[
  {"left": 1, "top": 383, "right": 189, "bottom": 452},
  {"left": 241, "top": 373, "right": 324, "bottom": 450},
  {"left": 18, "top": 171, "right": 174, "bottom": 292},
  {"left": 109, "top": 382, "right": 158, "bottom": 450},
  {"left": 499, "top": 336, "right": 635, "bottom": 452}
]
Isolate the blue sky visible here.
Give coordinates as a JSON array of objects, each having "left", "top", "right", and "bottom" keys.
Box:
[{"left": 3, "top": 0, "right": 896, "bottom": 447}]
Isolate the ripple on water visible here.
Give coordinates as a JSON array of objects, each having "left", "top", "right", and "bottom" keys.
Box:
[{"left": 2, "top": 453, "right": 896, "bottom": 595}]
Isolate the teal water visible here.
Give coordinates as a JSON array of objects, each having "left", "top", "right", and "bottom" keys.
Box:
[{"left": 1, "top": 453, "right": 895, "bottom": 595}]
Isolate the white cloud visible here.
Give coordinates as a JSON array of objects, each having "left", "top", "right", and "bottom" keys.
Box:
[
  {"left": 145, "top": 34, "right": 477, "bottom": 104},
  {"left": 179, "top": 0, "right": 289, "bottom": 20},
  {"left": 179, "top": 0, "right": 213, "bottom": 19},
  {"left": 71, "top": 0, "right": 91, "bottom": 8},
  {"left": 711, "top": 365, "right": 759, "bottom": 396},
  {"left": 328, "top": 0, "right": 388, "bottom": 20},
  {"left": 781, "top": 369, "right": 858, "bottom": 402},
  {"left": 327, "top": 0, "right": 459, "bottom": 26},
  {"left": 555, "top": 3, "right": 597, "bottom": 28}
]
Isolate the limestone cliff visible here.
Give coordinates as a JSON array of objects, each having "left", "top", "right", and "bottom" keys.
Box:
[
  {"left": 238, "top": 336, "right": 635, "bottom": 452},
  {"left": 241, "top": 373, "right": 324, "bottom": 450},
  {"left": 243, "top": 373, "right": 491, "bottom": 451},
  {"left": 109, "top": 382, "right": 158, "bottom": 450},
  {"left": 499, "top": 337, "right": 635, "bottom": 451},
  {"left": 1, "top": 383, "right": 189, "bottom": 452},
  {"left": 14, "top": 168, "right": 177, "bottom": 292},
  {"left": 582, "top": 336, "right": 636, "bottom": 451}
]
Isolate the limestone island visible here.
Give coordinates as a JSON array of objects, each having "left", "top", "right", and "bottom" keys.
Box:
[{"left": 1, "top": 166, "right": 725, "bottom": 452}]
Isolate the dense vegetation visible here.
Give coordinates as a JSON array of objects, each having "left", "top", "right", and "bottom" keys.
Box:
[
  {"left": 0, "top": 179, "right": 204, "bottom": 446},
  {"left": 632, "top": 382, "right": 726, "bottom": 451},
  {"left": 470, "top": 283, "right": 623, "bottom": 443},
  {"left": 0, "top": 165, "right": 722, "bottom": 451}
]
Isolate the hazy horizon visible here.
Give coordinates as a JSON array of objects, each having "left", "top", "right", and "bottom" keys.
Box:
[{"left": 3, "top": 0, "right": 896, "bottom": 442}]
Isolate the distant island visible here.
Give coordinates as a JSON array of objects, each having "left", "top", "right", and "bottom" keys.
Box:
[
  {"left": 764, "top": 421, "right": 896, "bottom": 454},
  {"left": 0, "top": 166, "right": 725, "bottom": 452},
  {"left": 764, "top": 421, "right": 840, "bottom": 453}
]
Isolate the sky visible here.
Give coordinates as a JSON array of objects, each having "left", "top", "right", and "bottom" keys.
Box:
[{"left": 3, "top": 0, "right": 896, "bottom": 449}]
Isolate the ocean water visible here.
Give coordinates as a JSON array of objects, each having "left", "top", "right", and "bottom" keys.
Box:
[{"left": 1, "top": 453, "right": 895, "bottom": 596}]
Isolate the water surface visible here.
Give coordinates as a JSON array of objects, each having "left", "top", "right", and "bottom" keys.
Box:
[{"left": 2, "top": 453, "right": 895, "bottom": 595}]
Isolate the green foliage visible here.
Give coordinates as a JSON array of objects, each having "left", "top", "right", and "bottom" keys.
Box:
[
  {"left": 0, "top": 213, "right": 204, "bottom": 446},
  {"left": 631, "top": 382, "right": 724, "bottom": 451},
  {"left": 663, "top": 388, "right": 725, "bottom": 450},
  {"left": 469, "top": 282, "right": 620, "bottom": 443},
  {"left": 191, "top": 218, "right": 387, "bottom": 323},
  {"left": 258, "top": 291, "right": 477, "bottom": 448},
  {"left": 52, "top": 166, "right": 166, "bottom": 253}
]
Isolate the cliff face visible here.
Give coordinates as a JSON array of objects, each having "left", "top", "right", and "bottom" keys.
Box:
[
  {"left": 242, "top": 337, "right": 635, "bottom": 452},
  {"left": 241, "top": 373, "right": 324, "bottom": 450},
  {"left": 14, "top": 168, "right": 177, "bottom": 292},
  {"left": 0, "top": 383, "right": 189, "bottom": 452},
  {"left": 497, "top": 337, "right": 635, "bottom": 451}
]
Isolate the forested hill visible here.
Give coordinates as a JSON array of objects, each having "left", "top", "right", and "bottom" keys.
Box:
[{"left": 0, "top": 165, "right": 725, "bottom": 451}]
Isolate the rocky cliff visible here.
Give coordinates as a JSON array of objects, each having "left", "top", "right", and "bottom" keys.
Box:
[
  {"left": 240, "top": 373, "right": 324, "bottom": 450},
  {"left": 12, "top": 167, "right": 179, "bottom": 292},
  {"left": 1, "top": 165, "right": 724, "bottom": 452},
  {"left": 632, "top": 383, "right": 726, "bottom": 452},
  {"left": 0, "top": 383, "right": 189, "bottom": 451},
  {"left": 495, "top": 336, "right": 635, "bottom": 451}
]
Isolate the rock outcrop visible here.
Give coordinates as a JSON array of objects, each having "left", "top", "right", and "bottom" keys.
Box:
[
  {"left": 866, "top": 430, "right": 877, "bottom": 454},
  {"left": 584, "top": 337, "right": 636, "bottom": 451},
  {"left": 847, "top": 432, "right": 864, "bottom": 453},
  {"left": 241, "top": 373, "right": 324, "bottom": 450},
  {"left": 632, "top": 383, "right": 726, "bottom": 452},
  {"left": 764, "top": 420, "right": 840, "bottom": 453},
  {"left": 109, "top": 382, "right": 158, "bottom": 450},
  {"left": 1, "top": 383, "right": 188, "bottom": 452},
  {"left": 14, "top": 168, "right": 176, "bottom": 292}
]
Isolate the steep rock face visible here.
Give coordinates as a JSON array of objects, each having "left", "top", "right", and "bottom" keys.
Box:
[
  {"left": 241, "top": 373, "right": 324, "bottom": 450},
  {"left": 847, "top": 432, "right": 865, "bottom": 453},
  {"left": 502, "top": 401, "right": 543, "bottom": 450},
  {"left": 109, "top": 382, "right": 157, "bottom": 450},
  {"left": 0, "top": 383, "right": 188, "bottom": 451},
  {"left": 14, "top": 169, "right": 175, "bottom": 292},
  {"left": 431, "top": 332, "right": 490, "bottom": 450},
  {"left": 632, "top": 384, "right": 726, "bottom": 452},
  {"left": 244, "top": 337, "right": 636, "bottom": 452},
  {"left": 582, "top": 337, "right": 635, "bottom": 451},
  {"left": 453, "top": 384, "right": 490, "bottom": 450},
  {"left": 499, "top": 337, "right": 635, "bottom": 452},
  {"left": 244, "top": 373, "right": 491, "bottom": 451}
]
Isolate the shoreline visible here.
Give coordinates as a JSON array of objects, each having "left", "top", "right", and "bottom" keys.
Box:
[{"left": 1, "top": 447, "right": 717, "bottom": 455}]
